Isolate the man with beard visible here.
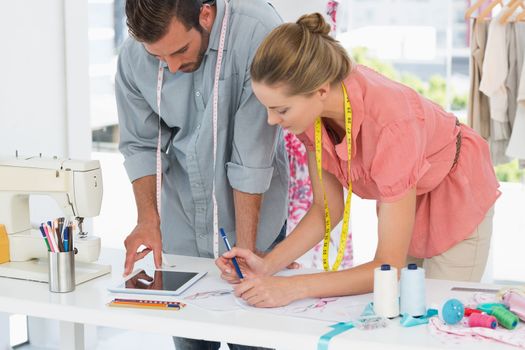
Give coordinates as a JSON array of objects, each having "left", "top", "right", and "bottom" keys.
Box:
[{"left": 115, "top": 1, "right": 288, "bottom": 348}]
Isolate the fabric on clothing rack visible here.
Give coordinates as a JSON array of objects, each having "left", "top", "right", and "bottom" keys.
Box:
[
  {"left": 479, "top": 7, "right": 514, "bottom": 165},
  {"left": 468, "top": 18, "right": 491, "bottom": 140},
  {"left": 506, "top": 22, "right": 525, "bottom": 165},
  {"left": 326, "top": 0, "right": 339, "bottom": 33},
  {"left": 480, "top": 10, "right": 509, "bottom": 126},
  {"left": 516, "top": 22, "right": 525, "bottom": 79},
  {"left": 507, "top": 23, "right": 519, "bottom": 129}
]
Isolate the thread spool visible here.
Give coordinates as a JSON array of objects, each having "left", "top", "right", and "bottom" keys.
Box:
[
  {"left": 464, "top": 307, "right": 482, "bottom": 317},
  {"left": 373, "top": 264, "right": 399, "bottom": 318},
  {"left": 491, "top": 306, "right": 519, "bottom": 330},
  {"left": 468, "top": 313, "right": 498, "bottom": 329},
  {"left": 477, "top": 302, "right": 506, "bottom": 314},
  {"left": 440, "top": 298, "right": 464, "bottom": 325},
  {"left": 400, "top": 263, "right": 426, "bottom": 317}
]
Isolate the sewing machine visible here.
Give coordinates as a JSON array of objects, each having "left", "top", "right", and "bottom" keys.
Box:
[{"left": 0, "top": 156, "right": 111, "bottom": 283}]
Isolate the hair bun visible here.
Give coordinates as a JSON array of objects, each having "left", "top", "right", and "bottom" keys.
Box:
[{"left": 296, "top": 13, "right": 331, "bottom": 35}]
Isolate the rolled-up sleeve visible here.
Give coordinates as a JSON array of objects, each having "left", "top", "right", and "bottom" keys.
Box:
[
  {"left": 115, "top": 48, "right": 171, "bottom": 183},
  {"left": 226, "top": 22, "right": 281, "bottom": 194}
]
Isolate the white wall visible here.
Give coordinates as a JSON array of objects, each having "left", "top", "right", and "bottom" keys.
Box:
[
  {"left": 0, "top": 0, "right": 68, "bottom": 156},
  {"left": 0, "top": 0, "right": 90, "bottom": 159}
]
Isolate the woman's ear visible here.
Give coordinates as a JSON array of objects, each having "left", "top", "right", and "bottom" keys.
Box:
[
  {"left": 199, "top": 4, "right": 214, "bottom": 32},
  {"left": 317, "top": 82, "right": 331, "bottom": 100}
]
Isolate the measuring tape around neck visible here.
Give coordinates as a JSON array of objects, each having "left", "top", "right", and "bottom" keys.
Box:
[
  {"left": 155, "top": 0, "right": 230, "bottom": 258},
  {"left": 314, "top": 83, "right": 353, "bottom": 271}
]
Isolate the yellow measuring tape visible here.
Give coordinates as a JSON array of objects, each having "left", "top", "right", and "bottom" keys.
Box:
[{"left": 314, "top": 83, "right": 353, "bottom": 272}]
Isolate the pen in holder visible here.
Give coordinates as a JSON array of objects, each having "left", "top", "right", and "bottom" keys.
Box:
[{"left": 48, "top": 250, "right": 75, "bottom": 293}]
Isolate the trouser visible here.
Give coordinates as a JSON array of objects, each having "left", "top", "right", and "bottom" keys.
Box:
[
  {"left": 407, "top": 206, "right": 494, "bottom": 282},
  {"left": 173, "top": 338, "right": 272, "bottom": 350}
]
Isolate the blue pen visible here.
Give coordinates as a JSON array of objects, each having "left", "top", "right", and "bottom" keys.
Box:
[
  {"left": 219, "top": 228, "right": 244, "bottom": 279},
  {"left": 63, "top": 227, "right": 69, "bottom": 252}
]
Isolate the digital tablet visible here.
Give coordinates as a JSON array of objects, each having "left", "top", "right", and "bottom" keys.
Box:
[{"left": 108, "top": 269, "right": 207, "bottom": 296}]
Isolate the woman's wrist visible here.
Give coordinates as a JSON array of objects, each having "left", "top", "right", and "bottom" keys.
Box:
[
  {"left": 290, "top": 275, "right": 311, "bottom": 300},
  {"left": 262, "top": 253, "right": 286, "bottom": 276}
]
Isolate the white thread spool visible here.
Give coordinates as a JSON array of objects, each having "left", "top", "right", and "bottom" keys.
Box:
[
  {"left": 400, "top": 263, "right": 426, "bottom": 317},
  {"left": 373, "top": 264, "right": 399, "bottom": 318}
]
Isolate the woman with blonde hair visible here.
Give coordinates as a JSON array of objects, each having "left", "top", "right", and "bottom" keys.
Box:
[{"left": 216, "top": 13, "right": 500, "bottom": 307}]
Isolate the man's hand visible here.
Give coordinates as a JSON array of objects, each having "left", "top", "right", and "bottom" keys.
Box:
[{"left": 123, "top": 221, "right": 162, "bottom": 276}]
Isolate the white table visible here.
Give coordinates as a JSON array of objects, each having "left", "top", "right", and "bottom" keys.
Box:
[{"left": 0, "top": 248, "right": 518, "bottom": 350}]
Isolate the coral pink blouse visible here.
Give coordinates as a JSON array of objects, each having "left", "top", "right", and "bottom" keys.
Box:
[{"left": 297, "top": 65, "right": 500, "bottom": 258}]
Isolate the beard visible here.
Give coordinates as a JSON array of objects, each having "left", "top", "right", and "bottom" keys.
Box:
[{"left": 180, "top": 27, "right": 210, "bottom": 73}]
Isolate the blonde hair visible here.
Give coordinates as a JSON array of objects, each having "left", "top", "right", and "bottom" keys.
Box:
[{"left": 251, "top": 13, "right": 352, "bottom": 95}]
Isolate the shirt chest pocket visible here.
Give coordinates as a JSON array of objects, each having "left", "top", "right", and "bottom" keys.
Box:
[{"left": 200, "top": 74, "right": 238, "bottom": 131}]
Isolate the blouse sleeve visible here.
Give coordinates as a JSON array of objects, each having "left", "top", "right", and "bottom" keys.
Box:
[{"left": 370, "top": 118, "right": 430, "bottom": 202}]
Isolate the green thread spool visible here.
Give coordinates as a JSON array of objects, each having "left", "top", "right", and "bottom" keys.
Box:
[
  {"left": 491, "top": 306, "right": 519, "bottom": 330},
  {"left": 477, "top": 302, "right": 506, "bottom": 314}
]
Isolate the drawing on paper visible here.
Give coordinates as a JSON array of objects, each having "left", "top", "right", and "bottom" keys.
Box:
[
  {"left": 184, "top": 289, "right": 233, "bottom": 301},
  {"left": 290, "top": 297, "right": 339, "bottom": 313}
]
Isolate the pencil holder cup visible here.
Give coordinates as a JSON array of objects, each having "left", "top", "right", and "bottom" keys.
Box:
[{"left": 48, "top": 251, "right": 75, "bottom": 293}]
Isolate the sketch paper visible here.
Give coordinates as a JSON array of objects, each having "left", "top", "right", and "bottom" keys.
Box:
[
  {"left": 180, "top": 267, "right": 371, "bottom": 321},
  {"left": 179, "top": 274, "right": 240, "bottom": 311},
  {"left": 235, "top": 269, "right": 372, "bottom": 323}
]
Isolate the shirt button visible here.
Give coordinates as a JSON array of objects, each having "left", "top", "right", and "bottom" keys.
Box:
[
  {"left": 198, "top": 233, "right": 206, "bottom": 239},
  {"left": 188, "top": 155, "right": 194, "bottom": 160},
  {"left": 195, "top": 91, "right": 201, "bottom": 97},
  {"left": 196, "top": 124, "right": 200, "bottom": 130}
]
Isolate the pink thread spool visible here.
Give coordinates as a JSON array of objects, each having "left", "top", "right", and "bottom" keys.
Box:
[{"left": 468, "top": 313, "right": 498, "bottom": 329}]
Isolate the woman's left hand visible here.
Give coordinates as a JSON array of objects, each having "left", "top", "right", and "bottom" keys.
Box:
[{"left": 234, "top": 276, "right": 301, "bottom": 308}]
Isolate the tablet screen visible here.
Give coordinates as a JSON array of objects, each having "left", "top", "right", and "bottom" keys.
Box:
[{"left": 122, "top": 270, "right": 199, "bottom": 292}]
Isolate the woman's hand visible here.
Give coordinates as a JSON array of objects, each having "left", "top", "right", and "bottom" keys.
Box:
[
  {"left": 215, "top": 247, "right": 269, "bottom": 283},
  {"left": 234, "top": 276, "right": 301, "bottom": 308}
]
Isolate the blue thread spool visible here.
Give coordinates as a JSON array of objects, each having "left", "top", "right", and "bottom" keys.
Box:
[
  {"left": 441, "top": 298, "right": 464, "bottom": 325},
  {"left": 400, "top": 263, "right": 426, "bottom": 317}
]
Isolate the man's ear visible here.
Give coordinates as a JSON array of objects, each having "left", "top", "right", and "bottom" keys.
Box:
[{"left": 199, "top": 4, "right": 214, "bottom": 32}]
